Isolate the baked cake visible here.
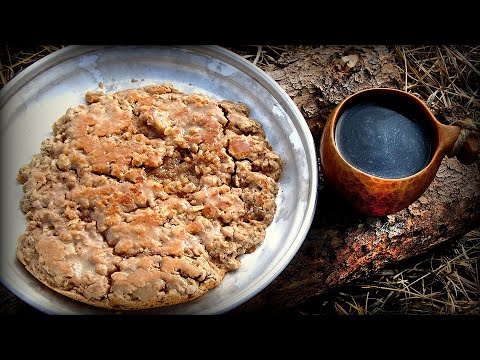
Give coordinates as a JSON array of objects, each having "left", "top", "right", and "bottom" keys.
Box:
[{"left": 16, "top": 84, "right": 282, "bottom": 310}]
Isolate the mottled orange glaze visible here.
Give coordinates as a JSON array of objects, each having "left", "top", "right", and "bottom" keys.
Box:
[{"left": 320, "top": 88, "right": 471, "bottom": 216}]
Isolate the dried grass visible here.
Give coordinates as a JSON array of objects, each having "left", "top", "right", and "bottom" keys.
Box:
[
  {"left": 1, "top": 44, "right": 479, "bottom": 315},
  {"left": 298, "top": 230, "right": 480, "bottom": 315},
  {"left": 394, "top": 45, "right": 480, "bottom": 126},
  {"left": 225, "top": 45, "right": 292, "bottom": 68},
  {"left": 0, "top": 45, "right": 64, "bottom": 87}
]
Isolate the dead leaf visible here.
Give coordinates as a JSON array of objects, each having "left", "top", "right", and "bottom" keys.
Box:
[{"left": 341, "top": 54, "right": 359, "bottom": 69}]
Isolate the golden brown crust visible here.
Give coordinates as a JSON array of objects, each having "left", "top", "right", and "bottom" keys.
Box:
[{"left": 17, "top": 84, "right": 282, "bottom": 310}]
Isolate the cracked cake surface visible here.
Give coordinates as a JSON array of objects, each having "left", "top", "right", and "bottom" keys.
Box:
[{"left": 16, "top": 84, "right": 282, "bottom": 310}]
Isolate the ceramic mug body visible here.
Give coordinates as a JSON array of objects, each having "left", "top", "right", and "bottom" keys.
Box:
[{"left": 320, "top": 88, "right": 460, "bottom": 216}]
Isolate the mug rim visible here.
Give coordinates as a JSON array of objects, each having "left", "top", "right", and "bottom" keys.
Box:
[{"left": 329, "top": 87, "right": 445, "bottom": 182}]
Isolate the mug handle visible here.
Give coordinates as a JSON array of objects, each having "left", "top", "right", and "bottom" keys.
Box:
[{"left": 439, "top": 123, "right": 479, "bottom": 165}]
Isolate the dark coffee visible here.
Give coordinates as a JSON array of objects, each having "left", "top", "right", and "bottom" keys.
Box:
[{"left": 334, "top": 102, "right": 432, "bottom": 179}]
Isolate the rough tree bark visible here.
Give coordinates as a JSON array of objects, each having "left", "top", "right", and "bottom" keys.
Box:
[
  {"left": 263, "top": 45, "right": 402, "bottom": 137},
  {"left": 230, "top": 45, "right": 480, "bottom": 313}
]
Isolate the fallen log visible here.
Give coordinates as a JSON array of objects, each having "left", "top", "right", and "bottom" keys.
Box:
[
  {"left": 230, "top": 45, "right": 480, "bottom": 313},
  {"left": 232, "top": 157, "right": 480, "bottom": 313}
]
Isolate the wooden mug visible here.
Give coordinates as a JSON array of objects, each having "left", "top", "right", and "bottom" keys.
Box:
[{"left": 320, "top": 88, "right": 479, "bottom": 216}]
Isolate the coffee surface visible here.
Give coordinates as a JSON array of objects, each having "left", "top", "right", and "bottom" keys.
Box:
[{"left": 335, "top": 103, "right": 432, "bottom": 179}]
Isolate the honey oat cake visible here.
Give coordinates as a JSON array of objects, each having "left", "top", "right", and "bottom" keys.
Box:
[{"left": 16, "top": 84, "right": 282, "bottom": 310}]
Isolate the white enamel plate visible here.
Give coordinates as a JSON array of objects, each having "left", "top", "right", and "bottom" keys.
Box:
[{"left": 0, "top": 46, "right": 317, "bottom": 314}]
